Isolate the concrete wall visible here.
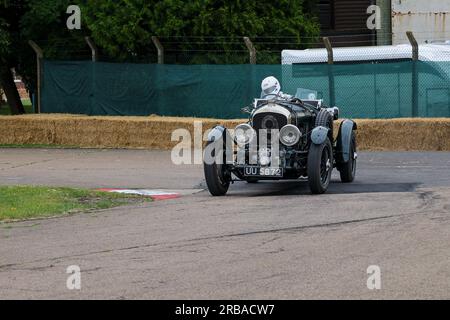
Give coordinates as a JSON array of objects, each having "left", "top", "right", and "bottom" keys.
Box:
[{"left": 392, "top": 0, "right": 450, "bottom": 44}]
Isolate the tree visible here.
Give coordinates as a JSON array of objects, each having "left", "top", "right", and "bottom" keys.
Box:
[
  {"left": 0, "top": 1, "right": 26, "bottom": 114},
  {"left": 0, "top": 0, "right": 320, "bottom": 114},
  {"left": 0, "top": 0, "right": 86, "bottom": 114},
  {"left": 81, "top": 0, "right": 320, "bottom": 63}
]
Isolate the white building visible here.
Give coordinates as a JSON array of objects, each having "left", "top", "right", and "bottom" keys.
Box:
[
  {"left": 318, "top": 0, "right": 450, "bottom": 46},
  {"left": 392, "top": 0, "right": 450, "bottom": 45}
]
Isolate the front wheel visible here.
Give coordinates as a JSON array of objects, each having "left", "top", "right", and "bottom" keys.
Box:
[
  {"left": 203, "top": 141, "right": 230, "bottom": 196},
  {"left": 307, "top": 138, "right": 333, "bottom": 194}
]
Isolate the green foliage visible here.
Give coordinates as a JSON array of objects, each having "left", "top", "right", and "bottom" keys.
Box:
[
  {"left": 81, "top": 0, "right": 320, "bottom": 63},
  {"left": 1, "top": 0, "right": 320, "bottom": 97},
  {"left": 0, "top": 18, "right": 11, "bottom": 61},
  {"left": 0, "top": 0, "right": 87, "bottom": 92},
  {"left": 20, "top": 0, "right": 86, "bottom": 59}
]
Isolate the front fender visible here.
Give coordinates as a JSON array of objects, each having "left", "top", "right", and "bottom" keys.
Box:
[
  {"left": 205, "top": 125, "right": 234, "bottom": 165},
  {"left": 336, "top": 119, "right": 357, "bottom": 163},
  {"left": 207, "top": 125, "right": 226, "bottom": 142},
  {"left": 311, "top": 126, "right": 329, "bottom": 145}
]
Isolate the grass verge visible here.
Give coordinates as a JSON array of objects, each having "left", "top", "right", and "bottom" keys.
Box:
[
  {"left": 0, "top": 186, "right": 152, "bottom": 222},
  {"left": 0, "top": 99, "right": 33, "bottom": 115}
]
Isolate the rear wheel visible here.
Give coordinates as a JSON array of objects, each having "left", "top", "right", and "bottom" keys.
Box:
[
  {"left": 203, "top": 141, "right": 230, "bottom": 196},
  {"left": 339, "top": 132, "right": 357, "bottom": 183},
  {"left": 307, "top": 138, "right": 333, "bottom": 194}
]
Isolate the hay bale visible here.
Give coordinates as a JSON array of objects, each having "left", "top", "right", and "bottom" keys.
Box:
[
  {"left": 0, "top": 114, "right": 449, "bottom": 151},
  {"left": 354, "top": 118, "right": 450, "bottom": 151}
]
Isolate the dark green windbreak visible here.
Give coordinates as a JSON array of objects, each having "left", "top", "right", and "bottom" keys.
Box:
[{"left": 42, "top": 60, "right": 450, "bottom": 118}]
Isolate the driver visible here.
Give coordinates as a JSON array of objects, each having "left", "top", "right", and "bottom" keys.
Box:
[{"left": 261, "top": 76, "right": 292, "bottom": 100}]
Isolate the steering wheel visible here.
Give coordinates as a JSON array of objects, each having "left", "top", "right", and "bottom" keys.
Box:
[{"left": 290, "top": 97, "right": 304, "bottom": 104}]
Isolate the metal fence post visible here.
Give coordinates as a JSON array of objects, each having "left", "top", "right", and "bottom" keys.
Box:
[
  {"left": 323, "top": 37, "right": 335, "bottom": 107},
  {"left": 151, "top": 36, "right": 164, "bottom": 64},
  {"left": 85, "top": 36, "right": 98, "bottom": 62},
  {"left": 28, "top": 40, "right": 43, "bottom": 113},
  {"left": 407, "top": 31, "right": 419, "bottom": 61},
  {"left": 243, "top": 37, "right": 256, "bottom": 65},
  {"left": 407, "top": 31, "right": 419, "bottom": 117},
  {"left": 323, "top": 37, "right": 333, "bottom": 64}
]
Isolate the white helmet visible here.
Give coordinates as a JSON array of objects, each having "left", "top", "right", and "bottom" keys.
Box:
[{"left": 261, "top": 76, "right": 281, "bottom": 96}]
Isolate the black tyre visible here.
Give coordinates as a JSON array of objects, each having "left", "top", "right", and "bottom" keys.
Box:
[
  {"left": 307, "top": 138, "right": 333, "bottom": 194},
  {"left": 203, "top": 141, "right": 230, "bottom": 196},
  {"left": 339, "top": 132, "right": 357, "bottom": 183},
  {"left": 315, "top": 109, "right": 333, "bottom": 141}
]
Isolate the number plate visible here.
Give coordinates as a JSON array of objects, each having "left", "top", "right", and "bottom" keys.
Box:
[{"left": 244, "top": 167, "right": 283, "bottom": 177}]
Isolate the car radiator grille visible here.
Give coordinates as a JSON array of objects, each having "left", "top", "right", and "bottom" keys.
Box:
[{"left": 252, "top": 113, "right": 288, "bottom": 131}]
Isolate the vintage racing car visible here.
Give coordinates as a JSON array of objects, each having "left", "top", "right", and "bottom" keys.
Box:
[{"left": 203, "top": 76, "right": 357, "bottom": 195}]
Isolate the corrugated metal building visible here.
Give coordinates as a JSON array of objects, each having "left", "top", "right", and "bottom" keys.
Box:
[
  {"left": 392, "top": 0, "right": 450, "bottom": 44},
  {"left": 318, "top": 0, "right": 450, "bottom": 47},
  {"left": 319, "top": 0, "right": 376, "bottom": 46}
]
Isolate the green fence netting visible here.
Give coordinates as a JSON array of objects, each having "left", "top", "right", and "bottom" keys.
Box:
[{"left": 42, "top": 60, "right": 450, "bottom": 119}]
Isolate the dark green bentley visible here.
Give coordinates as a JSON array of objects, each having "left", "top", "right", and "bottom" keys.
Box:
[{"left": 203, "top": 87, "right": 357, "bottom": 196}]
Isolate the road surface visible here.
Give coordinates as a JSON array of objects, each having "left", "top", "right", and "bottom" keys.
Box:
[{"left": 0, "top": 148, "right": 449, "bottom": 299}]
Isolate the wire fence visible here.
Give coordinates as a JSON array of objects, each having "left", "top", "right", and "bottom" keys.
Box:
[
  {"left": 35, "top": 34, "right": 396, "bottom": 64},
  {"left": 31, "top": 32, "right": 450, "bottom": 64},
  {"left": 27, "top": 33, "right": 450, "bottom": 118}
]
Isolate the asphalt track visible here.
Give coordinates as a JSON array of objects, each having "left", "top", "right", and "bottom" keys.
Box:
[{"left": 0, "top": 148, "right": 449, "bottom": 299}]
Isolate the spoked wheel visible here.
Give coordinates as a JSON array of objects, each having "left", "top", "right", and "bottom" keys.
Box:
[
  {"left": 307, "top": 138, "right": 333, "bottom": 194},
  {"left": 203, "top": 141, "right": 231, "bottom": 196},
  {"left": 339, "top": 132, "right": 357, "bottom": 183}
]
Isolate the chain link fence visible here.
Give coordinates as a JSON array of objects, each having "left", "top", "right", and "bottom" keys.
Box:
[{"left": 34, "top": 34, "right": 450, "bottom": 118}]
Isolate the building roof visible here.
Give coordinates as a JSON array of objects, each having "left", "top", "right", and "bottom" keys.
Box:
[{"left": 282, "top": 43, "right": 450, "bottom": 64}]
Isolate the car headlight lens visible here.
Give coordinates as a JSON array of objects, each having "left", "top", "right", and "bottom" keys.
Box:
[
  {"left": 280, "top": 125, "right": 301, "bottom": 146},
  {"left": 234, "top": 124, "right": 256, "bottom": 145}
]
